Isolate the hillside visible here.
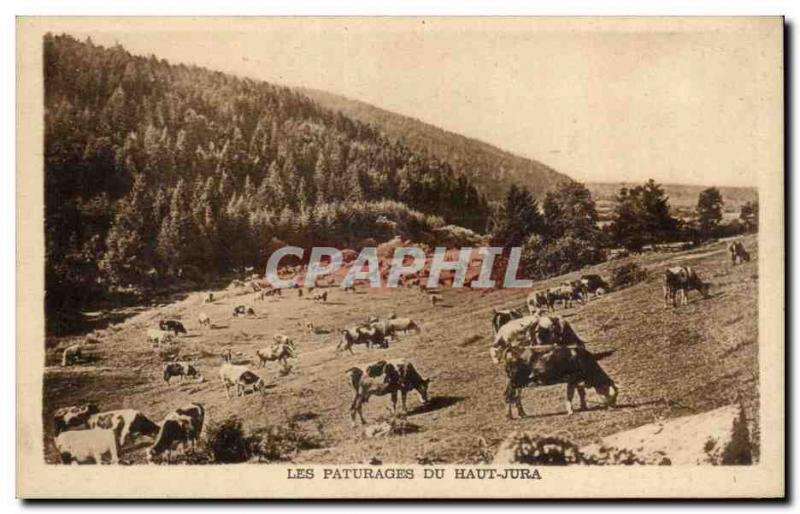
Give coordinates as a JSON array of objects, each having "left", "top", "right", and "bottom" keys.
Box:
[
  {"left": 44, "top": 34, "right": 495, "bottom": 329},
  {"left": 587, "top": 182, "right": 758, "bottom": 222},
  {"left": 43, "top": 235, "right": 759, "bottom": 464},
  {"left": 300, "top": 87, "right": 572, "bottom": 201}
]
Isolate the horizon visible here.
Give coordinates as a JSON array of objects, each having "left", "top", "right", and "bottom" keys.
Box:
[{"left": 51, "top": 18, "right": 778, "bottom": 189}]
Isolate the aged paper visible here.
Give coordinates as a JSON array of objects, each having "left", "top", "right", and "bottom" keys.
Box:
[{"left": 17, "top": 17, "right": 784, "bottom": 498}]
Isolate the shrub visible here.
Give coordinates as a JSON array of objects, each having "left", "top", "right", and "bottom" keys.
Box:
[
  {"left": 611, "top": 262, "right": 648, "bottom": 290},
  {"left": 251, "top": 420, "right": 326, "bottom": 462},
  {"left": 205, "top": 417, "right": 254, "bottom": 463}
]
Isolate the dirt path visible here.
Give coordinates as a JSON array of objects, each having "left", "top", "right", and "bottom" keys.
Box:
[{"left": 43, "top": 235, "right": 759, "bottom": 464}]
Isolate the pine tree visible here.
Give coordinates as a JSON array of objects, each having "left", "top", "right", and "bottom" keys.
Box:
[{"left": 696, "top": 187, "right": 724, "bottom": 237}]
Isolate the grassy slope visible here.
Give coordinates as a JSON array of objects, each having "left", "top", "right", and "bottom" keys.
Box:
[
  {"left": 300, "top": 87, "right": 572, "bottom": 201},
  {"left": 43, "top": 234, "right": 759, "bottom": 464}
]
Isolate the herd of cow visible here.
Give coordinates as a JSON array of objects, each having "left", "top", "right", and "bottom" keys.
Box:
[{"left": 49, "top": 239, "right": 750, "bottom": 464}]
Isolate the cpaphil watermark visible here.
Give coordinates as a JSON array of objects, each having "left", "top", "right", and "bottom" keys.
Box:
[{"left": 265, "top": 246, "right": 532, "bottom": 289}]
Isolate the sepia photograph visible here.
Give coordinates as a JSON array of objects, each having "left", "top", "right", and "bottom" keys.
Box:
[{"left": 16, "top": 16, "right": 784, "bottom": 498}]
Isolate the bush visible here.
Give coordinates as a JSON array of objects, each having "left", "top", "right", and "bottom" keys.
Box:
[
  {"left": 205, "top": 417, "right": 254, "bottom": 463},
  {"left": 611, "top": 262, "right": 648, "bottom": 290}
]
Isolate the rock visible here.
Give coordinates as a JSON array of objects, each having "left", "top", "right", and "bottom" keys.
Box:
[
  {"left": 493, "top": 404, "right": 752, "bottom": 465},
  {"left": 580, "top": 404, "right": 752, "bottom": 465}
]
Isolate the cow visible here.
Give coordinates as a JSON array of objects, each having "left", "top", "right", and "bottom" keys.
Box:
[
  {"left": 386, "top": 317, "right": 421, "bottom": 336},
  {"left": 232, "top": 305, "right": 247, "bottom": 318},
  {"left": 526, "top": 292, "right": 553, "bottom": 314},
  {"left": 430, "top": 294, "right": 444, "bottom": 306},
  {"left": 53, "top": 404, "right": 100, "bottom": 435},
  {"left": 147, "top": 328, "right": 174, "bottom": 346},
  {"left": 219, "top": 350, "right": 266, "bottom": 398},
  {"left": 61, "top": 343, "right": 83, "bottom": 367},
  {"left": 343, "top": 284, "right": 356, "bottom": 293},
  {"left": 87, "top": 409, "right": 160, "bottom": 448},
  {"left": 254, "top": 290, "right": 266, "bottom": 302},
  {"left": 148, "top": 403, "right": 205, "bottom": 463},
  {"left": 163, "top": 362, "right": 202, "bottom": 383},
  {"left": 729, "top": 241, "right": 751, "bottom": 265},
  {"left": 664, "top": 266, "right": 711, "bottom": 307},
  {"left": 204, "top": 292, "right": 214, "bottom": 303},
  {"left": 197, "top": 312, "right": 211, "bottom": 328},
  {"left": 159, "top": 320, "right": 187, "bottom": 336},
  {"left": 491, "top": 308, "right": 524, "bottom": 336},
  {"left": 255, "top": 338, "right": 295, "bottom": 368},
  {"left": 490, "top": 314, "right": 586, "bottom": 364},
  {"left": 345, "top": 359, "right": 431, "bottom": 424},
  {"left": 338, "top": 326, "right": 374, "bottom": 354},
  {"left": 500, "top": 345, "right": 618, "bottom": 419},
  {"left": 55, "top": 428, "right": 119, "bottom": 464},
  {"left": 580, "top": 274, "right": 610, "bottom": 297},
  {"left": 312, "top": 291, "right": 328, "bottom": 302}
]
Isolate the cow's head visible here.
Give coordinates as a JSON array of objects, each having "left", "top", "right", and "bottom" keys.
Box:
[{"left": 418, "top": 378, "right": 431, "bottom": 403}]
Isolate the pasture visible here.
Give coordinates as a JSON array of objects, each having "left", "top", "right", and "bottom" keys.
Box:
[{"left": 42, "top": 234, "right": 759, "bottom": 464}]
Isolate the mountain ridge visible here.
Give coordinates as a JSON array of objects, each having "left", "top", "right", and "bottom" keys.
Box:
[{"left": 299, "top": 87, "right": 573, "bottom": 201}]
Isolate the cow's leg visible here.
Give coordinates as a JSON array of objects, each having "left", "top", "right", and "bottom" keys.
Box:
[
  {"left": 577, "top": 385, "right": 588, "bottom": 411},
  {"left": 400, "top": 390, "right": 409, "bottom": 413},
  {"left": 515, "top": 390, "right": 527, "bottom": 418},
  {"left": 663, "top": 286, "right": 670, "bottom": 308},
  {"left": 390, "top": 391, "right": 398, "bottom": 414},
  {"left": 565, "top": 383, "right": 576, "bottom": 415}
]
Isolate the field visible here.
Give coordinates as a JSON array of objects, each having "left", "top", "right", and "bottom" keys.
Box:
[{"left": 43, "top": 234, "right": 759, "bottom": 464}]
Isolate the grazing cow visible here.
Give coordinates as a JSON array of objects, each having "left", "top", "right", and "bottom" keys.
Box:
[
  {"left": 88, "top": 409, "right": 160, "bottom": 447},
  {"left": 148, "top": 404, "right": 205, "bottom": 463},
  {"left": 219, "top": 350, "right": 266, "bottom": 398},
  {"left": 338, "top": 327, "right": 371, "bottom": 354},
  {"left": 663, "top": 266, "right": 711, "bottom": 307},
  {"left": 147, "top": 328, "right": 174, "bottom": 346},
  {"left": 232, "top": 305, "right": 247, "bottom": 318},
  {"left": 580, "top": 274, "right": 610, "bottom": 297},
  {"left": 163, "top": 362, "right": 201, "bottom": 384},
  {"left": 490, "top": 315, "right": 586, "bottom": 364},
  {"left": 345, "top": 359, "right": 431, "bottom": 424},
  {"left": 491, "top": 308, "right": 524, "bottom": 336},
  {"left": 430, "top": 294, "right": 443, "bottom": 306},
  {"left": 255, "top": 338, "right": 295, "bottom": 368},
  {"left": 159, "top": 320, "right": 187, "bottom": 336},
  {"left": 500, "top": 345, "right": 618, "bottom": 419},
  {"left": 526, "top": 292, "right": 553, "bottom": 315},
  {"left": 197, "top": 312, "right": 211, "bottom": 328},
  {"left": 312, "top": 291, "right": 328, "bottom": 302},
  {"left": 53, "top": 404, "right": 100, "bottom": 435},
  {"left": 55, "top": 428, "right": 119, "bottom": 464},
  {"left": 204, "top": 293, "right": 214, "bottom": 303},
  {"left": 386, "top": 317, "right": 421, "bottom": 335},
  {"left": 551, "top": 284, "right": 583, "bottom": 309},
  {"left": 729, "top": 241, "right": 751, "bottom": 265},
  {"left": 61, "top": 343, "right": 83, "bottom": 367}
]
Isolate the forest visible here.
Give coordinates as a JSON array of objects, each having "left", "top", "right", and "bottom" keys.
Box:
[{"left": 44, "top": 34, "right": 495, "bottom": 329}]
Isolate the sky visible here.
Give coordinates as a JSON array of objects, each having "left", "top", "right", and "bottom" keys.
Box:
[{"left": 55, "top": 17, "right": 781, "bottom": 188}]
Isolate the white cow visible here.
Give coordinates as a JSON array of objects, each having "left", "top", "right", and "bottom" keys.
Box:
[
  {"left": 147, "top": 328, "right": 174, "bottom": 346},
  {"left": 54, "top": 428, "right": 119, "bottom": 464}
]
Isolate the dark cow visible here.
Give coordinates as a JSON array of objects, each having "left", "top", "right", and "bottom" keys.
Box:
[
  {"left": 163, "top": 362, "right": 201, "bottom": 383},
  {"left": 491, "top": 308, "right": 524, "bottom": 336},
  {"left": 581, "top": 274, "right": 610, "bottom": 297},
  {"left": 501, "top": 345, "right": 618, "bottom": 419},
  {"left": 345, "top": 359, "right": 431, "bottom": 424},
  {"left": 159, "top": 320, "right": 187, "bottom": 336},
  {"left": 53, "top": 403, "right": 100, "bottom": 435},
  {"left": 664, "top": 266, "right": 711, "bottom": 307},
  {"left": 729, "top": 241, "right": 751, "bottom": 265},
  {"left": 232, "top": 305, "right": 247, "bottom": 317},
  {"left": 148, "top": 403, "right": 205, "bottom": 463}
]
